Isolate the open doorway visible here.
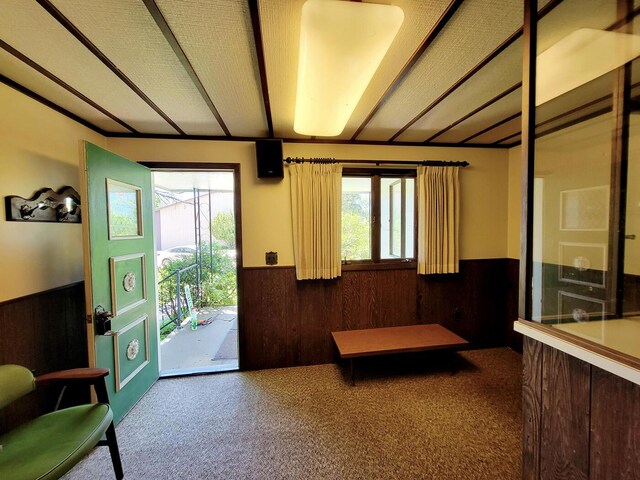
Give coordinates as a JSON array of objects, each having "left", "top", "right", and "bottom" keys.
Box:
[{"left": 151, "top": 169, "right": 240, "bottom": 376}]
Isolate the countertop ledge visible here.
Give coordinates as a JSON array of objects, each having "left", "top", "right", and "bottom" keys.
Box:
[{"left": 514, "top": 319, "right": 640, "bottom": 386}]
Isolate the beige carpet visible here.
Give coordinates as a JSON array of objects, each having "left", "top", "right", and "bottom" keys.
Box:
[{"left": 63, "top": 348, "right": 522, "bottom": 480}]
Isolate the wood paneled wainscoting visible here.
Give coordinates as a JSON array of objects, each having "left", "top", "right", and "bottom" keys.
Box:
[
  {"left": 522, "top": 337, "right": 640, "bottom": 479},
  {"left": 241, "top": 259, "right": 512, "bottom": 370},
  {"left": 0, "top": 282, "right": 88, "bottom": 434}
]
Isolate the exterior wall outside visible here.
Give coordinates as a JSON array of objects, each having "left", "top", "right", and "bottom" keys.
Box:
[{"left": 155, "top": 192, "right": 233, "bottom": 250}]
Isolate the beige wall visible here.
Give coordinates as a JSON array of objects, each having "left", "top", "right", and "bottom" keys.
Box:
[
  {"left": 507, "top": 145, "right": 522, "bottom": 260},
  {"left": 1, "top": 83, "right": 511, "bottom": 302},
  {"left": 108, "top": 139, "right": 510, "bottom": 266},
  {"left": 106, "top": 138, "right": 292, "bottom": 267},
  {"left": 0, "top": 83, "right": 106, "bottom": 302}
]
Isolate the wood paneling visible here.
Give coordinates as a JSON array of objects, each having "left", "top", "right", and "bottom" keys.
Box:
[
  {"left": 507, "top": 258, "right": 522, "bottom": 351},
  {"left": 0, "top": 282, "right": 88, "bottom": 434},
  {"left": 242, "top": 259, "right": 509, "bottom": 370},
  {"left": 522, "top": 336, "right": 542, "bottom": 480},
  {"left": 522, "top": 339, "right": 639, "bottom": 479},
  {"left": 540, "top": 345, "right": 590, "bottom": 480},
  {"left": 418, "top": 258, "right": 509, "bottom": 347},
  {"left": 590, "top": 366, "right": 640, "bottom": 480},
  {"left": 343, "top": 268, "right": 417, "bottom": 329}
]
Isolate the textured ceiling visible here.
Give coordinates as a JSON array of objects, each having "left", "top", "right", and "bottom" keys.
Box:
[{"left": 0, "top": 0, "right": 637, "bottom": 148}]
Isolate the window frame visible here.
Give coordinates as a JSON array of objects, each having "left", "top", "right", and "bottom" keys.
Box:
[{"left": 341, "top": 168, "right": 417, "bottom": 271}]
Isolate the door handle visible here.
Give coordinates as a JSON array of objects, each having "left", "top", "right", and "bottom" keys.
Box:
[
  {"left": 625, "top": 234, "right": 636, "bottom": 240},
  {"left": 94, "top": 305, "right": 113, "bottom": 335}
]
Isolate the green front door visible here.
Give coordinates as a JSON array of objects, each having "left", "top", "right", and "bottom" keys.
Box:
[{"left": 81, "top": 142, "right": 159, "bottom": 423}]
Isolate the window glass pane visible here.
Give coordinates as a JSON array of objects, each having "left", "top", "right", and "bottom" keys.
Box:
[
  {"left": 381, "top": 177, "right": 414, "bottom": 259},
  {"left": 342, "top": 177, "right": 371, "bottom": 260},
  {"left": 531, "top": 0, "right": 640, "bottom": 361},
  {"left": 405, "top": 179, "right": 415, "bottom": 257},
  {"left": 625, "top": 113, "right": 640, "bottom": 317}
]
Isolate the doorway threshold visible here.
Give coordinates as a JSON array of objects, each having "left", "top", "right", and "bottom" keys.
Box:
[{"left": 160, "top": 361, "right": 239, "bottom": 378}]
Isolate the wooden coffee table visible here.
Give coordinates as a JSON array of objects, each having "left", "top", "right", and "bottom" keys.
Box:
[{"left": 331, "top": 324, "right": 469, "bottom": 385}]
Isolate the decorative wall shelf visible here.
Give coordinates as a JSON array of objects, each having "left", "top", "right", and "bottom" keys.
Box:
[{"left": 5, "top": 186, "right": 81, "bottom": 223}]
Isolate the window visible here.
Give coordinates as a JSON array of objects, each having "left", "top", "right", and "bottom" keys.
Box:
[{"left": 341, "top": 170, "right": 416, "bottom": 265}]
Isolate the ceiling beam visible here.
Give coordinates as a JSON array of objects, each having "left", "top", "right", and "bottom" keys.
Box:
[
  {"left": 350, "top": 0, "right": 464, "bottom": 141},
  {"left": 607, "top": 4, "right": 640, "bottom": 31},
  {"left": 537, "top": 94, "right": 613, "bottom": 131},
  {"left": 537, "top": 106, "right": 611, "bottom": 139},
  {"left": 248, "top": 0, "right": 274, "bottom": 138},
  {"left": 492, "top": 131, "right": 521, "bottom": 145},
  {"left": 490, "top": 84, "right": 640, "bottom": 145},
  {"left": 0, "top": 74, "right": 108, "bottom": 135},
  {"left": 504, "top": 140, "right": 522, "bottom": 148},
  {"left": 387, "top": 0, "right": 563, "bottom": 143},
  {"left": 489, "top": 6, "right": 640, "bottom": 146},
  {"left": 389, "top": 28, "right": 523, "bottom": 142},
  {"left": 104, "top": 131, "right": 510, "bottom": 148},
  {"left": 0, "top": 39, "right": 137, "bottom": 133},
  {"left": 36, "top": 0, "right": 186, "bottom": 135},
  {"left": 424, "top": 82, "right": 522, "bottom": 143},
  {"left": 143, "top": 0, "right": 231, "bottom": 136},
  {"left": 460, "top": 111, "right": 521, "bottom": 143}
]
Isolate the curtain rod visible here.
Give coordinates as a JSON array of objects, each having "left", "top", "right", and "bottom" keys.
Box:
[{"left": 284, "top": 157, "right": 469, "bottom": 167}]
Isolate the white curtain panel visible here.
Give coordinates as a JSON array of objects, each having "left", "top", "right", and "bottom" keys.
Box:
[
  {"left": 289, "top": 163, "right": 343, "bottom": 280},
  {"left": 417, "top": 166, "right": 460, "bottom": 274}
]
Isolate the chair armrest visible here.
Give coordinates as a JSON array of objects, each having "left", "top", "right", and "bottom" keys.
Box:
[
  {"left": 36, "top": 368, "right": 112, "bottom": 406},
  {"left": 36, "top": 368, "right": 110, "bottom": 387}
]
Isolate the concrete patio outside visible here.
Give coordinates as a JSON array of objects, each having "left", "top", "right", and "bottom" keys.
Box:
[{"left": 159, "top": 305, "right": 238, "bottom": 376}]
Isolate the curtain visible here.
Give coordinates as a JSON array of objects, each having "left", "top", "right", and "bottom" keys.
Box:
[
  {"left": 289, "top": 163, "right": 343, "bottom": 280},
  {"left": 417, "top": 166, "right": 460, "bottom": 274}
]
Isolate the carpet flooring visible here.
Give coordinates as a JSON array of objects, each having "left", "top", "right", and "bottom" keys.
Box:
[{"left": 63, "top": 348, "right": 522, "bottom": 480}]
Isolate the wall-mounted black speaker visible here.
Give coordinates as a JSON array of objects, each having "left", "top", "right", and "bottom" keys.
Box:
[{"left": 256, "top": 139, "right": 284, "bottom": 179}]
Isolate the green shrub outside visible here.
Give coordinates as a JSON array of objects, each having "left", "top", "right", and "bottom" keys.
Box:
[{"left": 157, "top": 242, "right": 237, "bottom": 336}]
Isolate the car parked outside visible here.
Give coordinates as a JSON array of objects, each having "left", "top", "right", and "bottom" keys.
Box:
[{"left": 156, "top": 245, "right": 197, "bottom": 267}]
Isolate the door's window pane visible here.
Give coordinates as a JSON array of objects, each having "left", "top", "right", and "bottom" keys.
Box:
[{"left": 106, "top": 179, "right": 142, "bottom": 239}]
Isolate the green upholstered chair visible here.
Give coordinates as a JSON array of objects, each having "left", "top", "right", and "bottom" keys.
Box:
[{"left": 0, "top": 365, "right": 123, "bottom": 480}]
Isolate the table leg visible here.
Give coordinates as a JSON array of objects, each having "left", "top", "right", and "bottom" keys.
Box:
[
  {"left": 350, "top": 358, "right": 355, "bottom": 386},
  {"left": 450, "top": 351, "right": 459, "bottom": 375}
]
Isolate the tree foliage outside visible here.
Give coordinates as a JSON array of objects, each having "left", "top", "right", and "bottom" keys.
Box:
[
  {"left": 341, "top": 192, "right": 371, "bottom": 260},
  {"left": 211, "top": 212, "right": 236, "bottom": 248},
  {"left": 109, "top": 211, "right": 139, "bottom": 237}
]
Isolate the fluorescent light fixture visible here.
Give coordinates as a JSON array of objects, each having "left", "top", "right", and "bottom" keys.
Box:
[
  {"left": 537, "top": 28, "right": 640, "bottom": 106},
  {"left": 294, "top": 0, "right": 404, "bottom": 136}
]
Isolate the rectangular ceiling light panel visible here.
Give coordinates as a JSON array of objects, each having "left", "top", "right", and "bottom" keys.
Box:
[
  {"left": 294, "top": 0, "right": 404, "bottom": 136},
  {"left": 537, "top": 28, "right": 640, "bottom": 106}
]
